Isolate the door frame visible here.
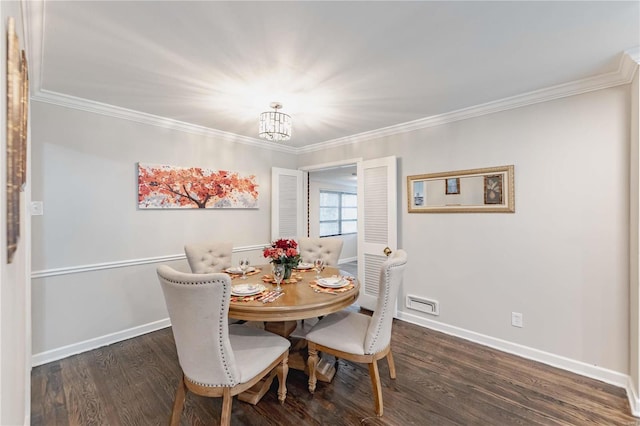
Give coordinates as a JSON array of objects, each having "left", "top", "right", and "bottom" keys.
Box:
[{"left": 299, "top": 157, "right": 363, "bottom": 239}]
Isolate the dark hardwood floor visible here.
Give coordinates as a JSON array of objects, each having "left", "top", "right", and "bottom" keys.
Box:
[{"left": 32, "top": 318, "right": 639, "bottom": 425}]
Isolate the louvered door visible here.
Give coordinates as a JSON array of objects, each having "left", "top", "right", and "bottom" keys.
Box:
[
  {"left": 271, "top": 167, "right": 306, "bottom": 240},
  {"left": 357, "top": 156, "right": 398, "bottom": 311}
]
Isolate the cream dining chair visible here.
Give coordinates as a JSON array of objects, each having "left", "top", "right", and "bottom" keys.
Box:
[
  {"left": 157, "top": 265, "right": 290, "bottom": 426},
  {"left": 184, "top": 241, "right": 233, "bottom": 273},
  {"left": 298, "top": 237, "right": 344, "bottom": 267},
  {"left": 306, "top": 249, "right": 408, "bottom": 417}
]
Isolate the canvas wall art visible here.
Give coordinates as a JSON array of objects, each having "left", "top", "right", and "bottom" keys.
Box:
[
  {"left": 6, "top": 17, "right": 26, "bottom": 263},
  {"left": 137, "top": 163, "right": 259, "bottom": 209}
]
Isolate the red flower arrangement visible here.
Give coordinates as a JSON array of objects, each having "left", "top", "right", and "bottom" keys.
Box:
[{"left": 263, "top": 238, "right": 301, "bottom": 268}]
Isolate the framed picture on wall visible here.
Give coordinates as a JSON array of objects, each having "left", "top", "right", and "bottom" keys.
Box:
[
  {"left": 19, "top": 49, "right": 28, "bottom": 191},
  {"left": 445, "top": 178, "right": 460, "bottom": 195},
  {"left": 137, "top": 163, "right": 259, "bottom": 209},
  {"left": 484, "top": 174, "right": 503, "bottom": 204},
  {"left": 411, "top": 180, "right": 424, "bottom": 207},
  {"left": 6, "top": 17, "right": 21, "bottom": 263},
  {"left": 407, "top": 165, "right": 514, "bottom": 213}
]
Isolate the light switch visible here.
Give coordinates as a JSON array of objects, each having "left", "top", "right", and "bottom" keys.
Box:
[{"left": 30, "top": 201, "right": 43, "bottom": 216}]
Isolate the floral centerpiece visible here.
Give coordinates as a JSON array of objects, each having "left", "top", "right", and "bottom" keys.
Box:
[{"left": 263, "top": 238, "right": 301, "bottom": 280}]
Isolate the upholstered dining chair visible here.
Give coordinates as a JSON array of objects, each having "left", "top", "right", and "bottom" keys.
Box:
[
  {"left": 298, "top": 237, "right": 344, "bottom": 267},
  {"left": 306, "top": 249, "right": 408, "bottom": 417},
  {"left": 157, "top": 265, "right": 290, "bottom": 426},
  {"left": 184, "top": 241, "right": 233, "bottom": 273}
]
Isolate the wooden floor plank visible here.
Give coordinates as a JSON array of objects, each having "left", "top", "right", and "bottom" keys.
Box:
[
  {"left": 59, "top": 353, "right": 119, "bottom": 425},
  {"left": 32, "top": 318, "right": 639, "bottom": 425}
]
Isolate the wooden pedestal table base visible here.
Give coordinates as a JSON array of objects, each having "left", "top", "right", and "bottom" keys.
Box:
[
  {"left": 268, "top": 323, "right": 337, "bottom": 383},
  {"left": 237, "top": 369, "right": 279, "bottom": 405},
  {"left": 229, "top": 266, "right": 359, "bottom": 404},
  {"left": 237, "top": 321, "right": 336, "bottom": 404}
]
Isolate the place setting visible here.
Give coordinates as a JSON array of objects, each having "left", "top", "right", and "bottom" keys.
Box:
[
  {"left": 230, "top": 283, "right": 283, "bottom": 303},
  {"left": 309, "top": 275, "right": 355, "bottom": 294},
  {"left": 225, "top": 258, "right": 261, "bottom": 280},
  {"left": 293, "top": 262, "right": 315, "bottom": 272}
]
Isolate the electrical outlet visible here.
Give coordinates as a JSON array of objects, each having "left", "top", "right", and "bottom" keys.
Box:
[{"left": 511, "top": 312, "right": 523, "bottom": 328}]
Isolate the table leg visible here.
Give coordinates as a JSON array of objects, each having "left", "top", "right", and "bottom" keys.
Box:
[
  {"left": 265, "top": 321, "right": 337, "bottom": 382},
  {"left": 237, "top": 369, "right": 277, "bottom": 405},
  {"left": 314, "top": 354, "right": 337, "bottom": 383}
]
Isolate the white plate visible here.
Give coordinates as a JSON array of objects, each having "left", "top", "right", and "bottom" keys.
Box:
[
  {"left": 226, "top": 266, "right": 256, "bottom": 274},
  {"left": 231, "top": 283, "right": 266, "bottom": 296},
  {"left": 316, "top": 277, "right": 350, "bottom": 288},
  {"left": 295, "top": 263, "right": 314, "bottom": 270}
]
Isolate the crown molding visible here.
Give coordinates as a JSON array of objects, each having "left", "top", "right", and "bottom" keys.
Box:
[
  {"left": 31, "top": 89, "right": 298, "bottom": 154},
  {"left": 625, "top": 46, "right": 640, "bottom": 64},
  {"left": 298, "top": 49, "right": 640, "bottom": 154}
]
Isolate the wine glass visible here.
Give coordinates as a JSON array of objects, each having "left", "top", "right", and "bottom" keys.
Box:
[
  {"left": 272, "top": 264, "right": 285, "bottom": 293},
  {"left": 313, "top": 258, "right": 325, "bottom": 280},
  {"left": 239, "top": 258, "right": 250, "bottom": 280}
]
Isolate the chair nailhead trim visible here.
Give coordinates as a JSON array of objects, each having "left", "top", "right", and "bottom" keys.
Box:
[
  {"left": 366, "top": 259, "right": 407, "bottom": 354},
  {"left": 164, "top": 275, "right": 237, "bottom": 386}
]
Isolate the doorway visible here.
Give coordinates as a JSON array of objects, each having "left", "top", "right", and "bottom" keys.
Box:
[
  {"left": 275, "top": 155, "right": 397, "bottom": 311},
  {"left": 307, "top": 164, "right": 358, "bottom": 274}
]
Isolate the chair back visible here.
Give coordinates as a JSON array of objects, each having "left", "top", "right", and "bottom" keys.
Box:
[
  {"left": 157, "top": 265, "right": 240, "bottom": 386},
  {"left": 364, "top": 250, "right": 408, "bottom": 354},
  {"left": 184, "top": 241, "right": 233, "bottom": 273},
  {"left": 298, "top": 237, "right": 344, "bottom": 267}
]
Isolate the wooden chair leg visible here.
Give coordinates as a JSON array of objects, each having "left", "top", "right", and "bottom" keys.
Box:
[
  {"left": 307, "top": 342, "right": 319, "bottom": 393},
  {"left": 277, "top": 353, "right": 289, "bottom": 404},
  {"left": 368, "top": 361, "right": 383, "bottom": 416},
  {"left": 169, "top": 375, "right": 187, "bottom": 426},
  {"left": 387, "top": 350, "right": 397, "bottom": 379},
  {"left": 220, "top": 387, "right": 233, "bottom": 426}
]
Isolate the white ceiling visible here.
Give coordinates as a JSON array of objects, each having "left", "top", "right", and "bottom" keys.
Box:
[{"left": 31, "top": 1, "right": 639, "bottom": 148}]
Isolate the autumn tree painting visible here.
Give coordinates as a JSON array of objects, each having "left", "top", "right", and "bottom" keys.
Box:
[{"left": 138, "top": 163, "right": 259, "bottom": 209}]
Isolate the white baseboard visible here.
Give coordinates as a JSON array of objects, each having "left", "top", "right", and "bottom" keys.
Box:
[
  {"left": 31, "top": 318, "right": 171, "bottom": 367},
  {"left": 397, "top": 311, "right": 630, "bottom": 389},
  {"left": 339, "top": 257, "right": 357, "bottom": 264},
  {"left": 627, "top": 376, "right": 640, "bottom": 417}
]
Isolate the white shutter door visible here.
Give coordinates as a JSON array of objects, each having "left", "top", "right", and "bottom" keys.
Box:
[
  {"left": 357, "top": 156, "right": 398, "bottom": 311},
  {"left": 271, "top": 167, "right": 306, "bottom": 240}
]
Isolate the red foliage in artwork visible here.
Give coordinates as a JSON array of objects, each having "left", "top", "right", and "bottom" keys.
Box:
[{"left": 138, "top": 163, "right": 258, "bottom": 209}]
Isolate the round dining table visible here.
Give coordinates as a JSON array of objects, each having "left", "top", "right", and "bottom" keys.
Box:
[
  {"left": 227, "top": 264, "right": 359, "bottom": 404},
  {"left": 228, "top": 264, "right": 359, "bottom": 323}
]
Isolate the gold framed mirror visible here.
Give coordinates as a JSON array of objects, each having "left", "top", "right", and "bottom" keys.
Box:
[{"left": 407, "top": 165, "right": 515, "bottom": 213}]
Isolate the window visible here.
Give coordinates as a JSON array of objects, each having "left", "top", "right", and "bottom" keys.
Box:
[{"left": 319, "top": 191, "right": 357, "bottom": 237}]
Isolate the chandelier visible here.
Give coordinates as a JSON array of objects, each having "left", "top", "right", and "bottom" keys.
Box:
[{"left": 259, "top": 102, "right": 291, "bottom": 142}]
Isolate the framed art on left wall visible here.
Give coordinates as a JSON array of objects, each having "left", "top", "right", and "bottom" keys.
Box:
[
  {"left": 137, "top": 163, "right": 259, "bottom": 209},
  {"left": 6, "top": 17, "right": 28, "bottom": 263}
]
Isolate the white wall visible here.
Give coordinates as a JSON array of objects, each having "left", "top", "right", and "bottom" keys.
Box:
[
  {"left": 308, "top": 178, "right": 357, "bottom": 262},
  {"left": 298, "top": 86, "right": 631, "bottom": 375},
  {"left": 1, "top": 1, "right": 30, "bottom": 424},
  {"left": 30, "top": 102, "right": 297, "bottom": 358}
]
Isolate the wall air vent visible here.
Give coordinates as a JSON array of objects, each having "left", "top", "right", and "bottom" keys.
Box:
[{"left": 406, "top": 295, "right": 439, "bottom": 316}]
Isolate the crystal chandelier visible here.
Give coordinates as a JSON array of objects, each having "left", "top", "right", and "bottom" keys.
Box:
[{"left": 259, "top": 102, "right": 291, "bottom": 142}]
